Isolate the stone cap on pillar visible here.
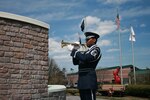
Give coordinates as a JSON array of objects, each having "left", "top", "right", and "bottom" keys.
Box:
[
  {"left": 0, "top": 11, "right": 50, "bottom": 29},
  {"left": 48, "top": 85, "right": 66, "bottom": 93}
]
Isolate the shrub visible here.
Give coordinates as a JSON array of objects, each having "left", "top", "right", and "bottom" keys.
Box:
[
  {"left": 125, "top": 85, "right": 150, "bottom": 98},
  {"left": 66, "top": 88, "right": 79, "bottom": 96}
]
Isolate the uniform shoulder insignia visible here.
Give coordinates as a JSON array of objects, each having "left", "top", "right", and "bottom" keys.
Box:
[{"left": 90, "top": 49, "right": 98, "bottom": 57}]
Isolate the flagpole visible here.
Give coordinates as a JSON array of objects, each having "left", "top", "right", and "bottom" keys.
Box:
[
  {"left": 118, "top": 28, "right": 123, "bottom": 85},
  {"left": 131, "top": 39, "right": 136, "bottom": 84},
  {"left": 130, "top": 26, "right": 136, "bottom": 84},
  {"left": 84, "top": 16, "right": 86, "bottom": 32},
  {"left": 116, "top": 8, "right": 123, "bottom": 85}
]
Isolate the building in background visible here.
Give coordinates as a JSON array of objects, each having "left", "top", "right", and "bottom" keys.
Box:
[
  {"left": 96, "top": 65, "right": 137, "bottom": 85},
  {"left": 129, "top": 68, "right": 150, "bottom": 84},
  {"left": 67, "top": 65, "right": 150, "bottom": 87}
]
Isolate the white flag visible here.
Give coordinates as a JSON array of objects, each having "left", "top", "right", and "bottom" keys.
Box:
[{"left": 129, "top": 26, "right": 136, "bottom": 42}]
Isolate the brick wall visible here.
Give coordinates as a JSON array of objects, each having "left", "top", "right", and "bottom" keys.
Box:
[{"left": 0, "top": 17, "right": 49, "bottom": 100}]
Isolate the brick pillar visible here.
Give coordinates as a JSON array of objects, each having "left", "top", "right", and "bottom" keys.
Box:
[{"left": 0, "top": 12, "right": 49, "bottom": 100}]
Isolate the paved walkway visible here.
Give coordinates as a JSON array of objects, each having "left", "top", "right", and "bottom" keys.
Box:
[
  {"left": 66, "top": 96, "right": 80, "bottom": 100},
  {"left": 66, "top": 96, "right": 108, "bottom": 100}
]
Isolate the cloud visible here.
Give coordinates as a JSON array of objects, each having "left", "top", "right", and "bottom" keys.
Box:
[
  {"left": 84, "top": 16, "right": 116, "bottom": 36},
  {"left": 53, "top": 55, "right": 71, "bottom": 60},
  {"left": 107, "top": 48, "right": 119, "bottom": 52},
  {"left": 49, "top": 38, "right": 62, "bottom": 53},
  {"left": 85, "top": 16, "right": 101, "bottom": 26},
  {"left": 140, "top": 24, "right": 146, "bottom": 27},
  {"left": 98, "top": 0, "right": 141, "bottom": 5},
  {"left": 98, "top": 40, "right": 111, "bottom": 47},
  {"left": 103, "top": 0, "right": 129, "bottom": 5},
  {"left": 30, "top": 12, "right": 66, "bottom": 22},
  {"left": 102, "top": 56, "right": 115, "bottom": 60},
  {"left": 48, "top": 37, "right": 73, "bottom": 59},
  {"left": 48, "top": 16, "right": 118, "bottom": 64},
  {"left": 122, "top": 6, "right": 150, "bottom": 18},
  {"left": 48, "top": 37, "right": 76, "bottom": 71},
  {"left": 0, "top": 0, "right": 84, "bottom": 22},
  {"left": 63, "top": 33, "right": 83, "bottom": 42}
]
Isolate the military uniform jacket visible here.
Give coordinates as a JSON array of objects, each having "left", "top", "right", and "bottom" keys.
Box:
[{"left": 71, "top": 44, "right": 101, "bottom": 89}]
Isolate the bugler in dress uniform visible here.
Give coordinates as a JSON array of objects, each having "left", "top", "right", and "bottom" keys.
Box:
[{"left": 68, "top": 32, "right": 102, "bottom": 100}]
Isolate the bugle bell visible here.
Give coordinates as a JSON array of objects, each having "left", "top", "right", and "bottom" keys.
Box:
[{"left": 61, "top": 40, "right": 86, "bottom": 48}]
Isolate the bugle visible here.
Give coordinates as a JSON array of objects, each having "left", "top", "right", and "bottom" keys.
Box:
[{"left": 61, "top": 40, "right": 86, "bottom": 48}]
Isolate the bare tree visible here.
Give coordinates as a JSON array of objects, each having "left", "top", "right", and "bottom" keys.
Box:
[{"left": 48, "top": 57, "right": 67, "bottom": 85}]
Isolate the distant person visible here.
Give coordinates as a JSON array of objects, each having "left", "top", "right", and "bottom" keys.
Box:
[{"left": 67, "top": 32, "right": 102, "bottom": 100}]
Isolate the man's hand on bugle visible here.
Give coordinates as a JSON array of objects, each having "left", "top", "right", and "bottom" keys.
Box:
[{"left": 67, "top": 42, "right": 80, "bottom": 51}]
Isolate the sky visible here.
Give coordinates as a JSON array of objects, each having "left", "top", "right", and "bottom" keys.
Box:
[{"left": 0, "top": 0, "right": 150, "bottom": 73}]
